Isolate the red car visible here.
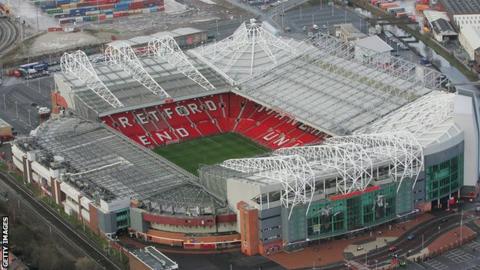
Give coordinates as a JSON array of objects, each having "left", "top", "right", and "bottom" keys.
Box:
[{"left": 388, "top": 246, "right": 398, "bottom": 252}]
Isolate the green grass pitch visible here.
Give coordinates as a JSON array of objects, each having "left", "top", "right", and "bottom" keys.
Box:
[{"left": 153, "top": 133, "right": 269, "bottom": 175}]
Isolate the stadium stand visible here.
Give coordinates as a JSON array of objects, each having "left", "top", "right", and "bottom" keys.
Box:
[{"left": 102, "top": 93, "right": 327, "bottom": 149}]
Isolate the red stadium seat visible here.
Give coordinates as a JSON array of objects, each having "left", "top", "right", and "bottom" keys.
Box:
[{"left": 102, "top": 93, "right": 326, "bottom": 149}]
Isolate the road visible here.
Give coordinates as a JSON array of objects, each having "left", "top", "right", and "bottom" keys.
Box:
[
  {"left": 358, "top": 211, "right": 476, "bottom": 268},
  {"left": 0, "top": 169, "right": 122, "bottom": 270},
  {"left": 0, "top": 76, "right": 53, "bottom": 135}
]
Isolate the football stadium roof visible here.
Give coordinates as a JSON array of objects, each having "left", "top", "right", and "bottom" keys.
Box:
[
  {"left": 190, "top": 19, "right": 303, "bottom": 84},
  {"left": 57, "top": 20, "right": 449, "bottom": 136},
  {"left": 220, "top": 132, "right": 424, "bottom": 217},
  {"left": 236, "top": 33, "right": 448, "bottom": 135},
  {"left": 357, "top": 91, "right": 459, "bottom": 147},
  {"left": 58, "top": 41, "right": 229, "bottom": 116},
  {"left": 17, "top": 116, "right": 224, "bottom": 213}
]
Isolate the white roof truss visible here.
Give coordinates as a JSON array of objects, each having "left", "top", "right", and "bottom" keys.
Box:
[
  {"left": 220, "top": 155, "right": 315, "bottom": 219},
  {"left": 148, "top": 36, "right": 215, "bottom": 91},
  {"left": 60, "top": 51, "right": 123, "bottom": 108},
  {"left": 105, "top": 42, "right": 171, "bottom": 99}
]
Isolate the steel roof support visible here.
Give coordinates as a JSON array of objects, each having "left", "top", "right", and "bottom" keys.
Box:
[
  {"left": 326, "top": 132, "right": 424, "bottom": 192},
  {"left": 220, "top": 155, "right": 315, "bottom": 219},
  {"left": 148, "top": 36, "right": 215, "bottom": 91},
  {"left": 276, "top": 143, "right": 374, "bottom": 194},
  {"left": 105, "top": 42, "right": 171, "bottom": 99},
  {"left": 60, "top": 51, "right": 123, "bottom": 108},
  {"left": 196, "top": 19, "right": 298, "bottom": 83}
]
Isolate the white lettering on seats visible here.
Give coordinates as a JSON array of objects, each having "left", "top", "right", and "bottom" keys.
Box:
[
  {"left": 163, "top": 108, "right": 173, "bottom": 119},
  {"left": 273, "top": 135, "right": 289, "bottom": 146},
  {"left": 138, "top": 135, "right": 151, "bottom": 145},
  {"left": 187, "top": 103, "right": 201, "bottom": 114},
  {"left": 204, "top": 100, "right": 217, "bottom": 111},
  {"left": 263, "top": 131, "right": 278, "bottom": 141},
  {"left": 118, "top": 116, "right": 132, "bottom": 128},
  {"left": 155, "top": 131, "right": 172, "bottom": 142},
  {"left": 136, "top": 113, "right": 148, "bottom": 124},
  {"left": 175, "top": 105, "right": 189, "bottom": 116},
  {"left": 148, "top": 111, "right": 160, "bottom": 122},
  {"left": 176, "top": 128, "right": 189, "bottom": 138}
]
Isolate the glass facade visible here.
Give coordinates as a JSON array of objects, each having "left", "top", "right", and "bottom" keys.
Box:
[
  {"left": 116, "top": 209, "right": 130, "bottom": 230},
  {"left": 305, "top": 183, "right": 397, "bottom": 240},
  {"left": 426, "top": 154, "right": 464, "bottom": 201}
]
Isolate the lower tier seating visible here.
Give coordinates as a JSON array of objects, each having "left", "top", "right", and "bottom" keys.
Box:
[{"left": 102, "top": 93, "right": 327, "bottom": 150}]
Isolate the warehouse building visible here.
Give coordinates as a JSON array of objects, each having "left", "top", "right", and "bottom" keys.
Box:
[
  {"left": 459, "top": 25, "right": 480, "bottom": 60},
  {"left": 439, "top": 0, "right": 480, "bottom": 30}
]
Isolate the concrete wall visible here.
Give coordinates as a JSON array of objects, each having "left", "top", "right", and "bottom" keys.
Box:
[
  {"left": 455, "top": 94, "right": 479, "bottom": 187},
  {"left": 226, "top": 178, "right": 261, "bottom": 232},
  {"left": 97, "top": 209, "right": 118, "bottom": 235},
  {"left": 130, "top": 207, "right": 148, "bottom": 233}
]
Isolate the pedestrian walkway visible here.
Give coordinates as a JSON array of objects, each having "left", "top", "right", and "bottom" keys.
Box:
[
  {"left": 266, "top": 214, "right": 433, "bottom": 269},
  {"left": 427, "top": 225, "right": 476, "bottom": 252},
  {"left": 345, "top": 237, "right": 397, "bottom": 256}
]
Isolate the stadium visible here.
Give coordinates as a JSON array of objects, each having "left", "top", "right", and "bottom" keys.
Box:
[{"left": 11, "top": 19, "right": 480, "bottom": 255}]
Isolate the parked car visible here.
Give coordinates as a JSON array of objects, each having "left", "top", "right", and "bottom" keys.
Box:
[{"left": 407, "top": 233, "right": 415, "bottom": 240}]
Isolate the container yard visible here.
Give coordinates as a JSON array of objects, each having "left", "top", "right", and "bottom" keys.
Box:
[{"left": 31, "top": 0, "right": 165, "bottom": 25}]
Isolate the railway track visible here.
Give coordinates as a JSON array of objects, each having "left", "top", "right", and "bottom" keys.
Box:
[
  {"left": 0, "top": 171, "right": 122, "bottom": 270},
  {"left": 0, "top": 17, "right": 19, "bottom": 55}
]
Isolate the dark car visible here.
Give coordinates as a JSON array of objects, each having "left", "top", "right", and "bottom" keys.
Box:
[{"left": 407, "top": 233, "right": 415, "bottom": 240}]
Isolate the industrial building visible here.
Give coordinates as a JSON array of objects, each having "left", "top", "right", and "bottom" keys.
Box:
[
  {"left": 12, "top": 19, "right": 480, "bottom": 256},
  {"left": 423, "top": 10, "right": 458, "bottom": 42},
  {"left": 459, "top": 25, "right": 480, "bottom": 60},
  {"left": 439, "top": 0, "right": 480, "bottom": 30}
]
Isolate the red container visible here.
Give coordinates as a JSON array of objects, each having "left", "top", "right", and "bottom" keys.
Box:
[
  {"left": 129, "top": 2, "right": 145, "bottom": 9},
  {"left": 99, "top": 3, "right": 115, "bottom": 9}
]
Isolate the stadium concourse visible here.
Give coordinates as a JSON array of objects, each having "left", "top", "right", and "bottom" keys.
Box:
[{"left": 11, "top": 18, "right": 480, "bottom": 257}]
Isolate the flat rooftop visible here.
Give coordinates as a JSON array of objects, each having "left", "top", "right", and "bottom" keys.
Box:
[
  {"left": 130, "top": 246, "right": 178, "bottom": 270},
  {"left": 17, "top": 116, "right": 224, "bottom": 213},
  {"left": 237, "top": 34, "right": 442, "bottom": 135},
  {"left": 440, "top": 0, "right": 480, "bottom": 15}
]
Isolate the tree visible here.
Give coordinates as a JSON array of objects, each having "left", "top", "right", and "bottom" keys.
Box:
[{"left": 75, "top": 257, "right": 102, "bottom": 270}]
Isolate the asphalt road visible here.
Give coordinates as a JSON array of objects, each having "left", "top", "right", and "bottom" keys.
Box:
[
  {"left": 280, "top": 4, "right": 367, "bottom": 34},
  {"left": 359, "top": 212, "right": 471, "bottom": 267},
  {"left": 165, "top": 251, "right": 285, "bottom": 270},
  {"left": 0, "top": 76, "right": 53, "bottom": 135},
  {"left": 0, "top": 168, "right": 122, "bottom": 270}
]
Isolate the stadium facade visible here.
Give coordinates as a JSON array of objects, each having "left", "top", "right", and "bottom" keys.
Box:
[{"left": 12, "top": 19, "right": 480, "bottom": 255}]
